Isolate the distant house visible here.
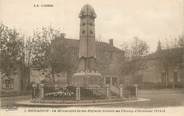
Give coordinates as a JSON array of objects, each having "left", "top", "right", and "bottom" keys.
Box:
[
  {"left": 136, "top": 47, "right": 184, "bottom": 88},
  {"left": 0, "top": 64, "right": 30, "bottom": 95},
  {"left": 0, "top": 71, "right": 21, "bottom": 94}
]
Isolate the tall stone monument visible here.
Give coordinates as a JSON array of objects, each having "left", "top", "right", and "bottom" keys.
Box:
[{"left": 72, "top": 4, "right": 102, "bottom": 88}]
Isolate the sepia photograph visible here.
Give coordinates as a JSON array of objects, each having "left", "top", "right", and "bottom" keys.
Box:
[{"left": 0, "top": 0, "right": 184, "bottom": 115}]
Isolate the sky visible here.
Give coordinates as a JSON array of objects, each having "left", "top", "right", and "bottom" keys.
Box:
[{"left": 0, "top": 0, "right": 184, "bottom": 52}]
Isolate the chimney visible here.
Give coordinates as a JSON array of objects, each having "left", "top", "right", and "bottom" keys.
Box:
[
  {"left": 109, "top": 39, "right": 113, "bottom": 46},
  {"left": 60, "top": 33, "right": 65, "bottom": 39},
  {"left": 157, "top": 40, "right": 162, "bottom": 52},
  {"left": 55, "top": 33, "right": 65, "bottom": 39}
]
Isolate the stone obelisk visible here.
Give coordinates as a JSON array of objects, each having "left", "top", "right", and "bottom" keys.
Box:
[
  {"left": 72, "top": 4, "right": 102, "bottom": 87},
  {"left": 78, "top": 4, "right": 96, "bottom": 72}
]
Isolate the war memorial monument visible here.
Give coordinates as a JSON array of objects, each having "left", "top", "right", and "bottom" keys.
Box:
[{"left": 15, "top": 4, "right": 139, "bottom": 107}]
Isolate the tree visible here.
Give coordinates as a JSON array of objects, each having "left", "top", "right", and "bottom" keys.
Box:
[
  {"left": 30, "top": 26, "right": 72, "bottom": 84},
  {"left": 50, "top": 36, "right": 72, "bottom": 73},
  {"left": 121, "top": 37, "right": 149, "bottom": 84},
  {"left": 30, "top": 27, "right": 58, "bottom": 84},
  {"left": 178, "top": 35, "right": 184, "bottom": 48},
  {"left": 0, "top": 24, "right": 24, "bottom": 77}
]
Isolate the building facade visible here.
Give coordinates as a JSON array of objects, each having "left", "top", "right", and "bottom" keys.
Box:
[
  {"left": 0, "top": 64, "right": 30, "bottom": 95},
  {"left": 138, "top": 48, "right": 184, "bottom": 88}
]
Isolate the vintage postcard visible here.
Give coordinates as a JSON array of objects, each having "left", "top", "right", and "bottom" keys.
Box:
[{"left": 0, "top": 0, "right": 184, "bottom": 116}]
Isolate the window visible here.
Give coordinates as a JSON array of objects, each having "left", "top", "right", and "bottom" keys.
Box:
[
  {"left": 89, "top": 22, "right": 93, "bottom": 26},
  {"left": 90, "top": 30, "right": 93, "bottom": 34},
  {"left": 105, "top": 77, "right": 110, "bottom": 84},
  {"left": 112, "top": 77, "right": 118, "bottom": 86},
  {"left": 2, "top": 78, "right": 14, "bottom": 89},
  {"left": 161, "top": 72, "right": 166, "bottom": 84},
  {"left": 174, "top": 71, "right": 178, "bottom": 82},
  {"left": 82, "top": 23, "right": 85, "bottom": 26},
  {"left": 82, "top": 30, "right": 85, "bottom": 34}
]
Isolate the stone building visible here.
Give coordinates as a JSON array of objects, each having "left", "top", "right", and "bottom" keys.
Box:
[
  {"left": 0, "top": 70, "right": 22, "bottom": 94},
  {"left": 136, "top": 46, "right": 184, "bottom": 89},
  {"left": 0, "top": 64, "right": 30, "bottom": 95}
]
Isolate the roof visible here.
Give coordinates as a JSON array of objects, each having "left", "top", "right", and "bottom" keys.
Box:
[
  {"left": 145, "top": 47, "right": 184, "bottom": 61},
  {"left": 64, "top": 38, "right": 79, "bottom": 48},
  {"left": 63, "top": 38, "right": 123, "bottom": 54},
  {"left": 79, "top": 4, "right": 97, "bottom": 18}
]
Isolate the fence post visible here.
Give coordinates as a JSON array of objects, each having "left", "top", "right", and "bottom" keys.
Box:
[
  {"left": 106, "top": 84, "right": 111, "bottom": 99},
  {"left": 134, "top": 84, "right": 138, "bottom": 97},
  {"left": 119, "top": 84, "right": 123, "bottom": 98},
  {"left": 39, "top": 84, "right": 44, "bottom": 99},
  {"left": 32, "top": 83, "right": 37, "bottom": 99},
  {"left": 76, "top": 87, "right": 80, "bottom": 100}
]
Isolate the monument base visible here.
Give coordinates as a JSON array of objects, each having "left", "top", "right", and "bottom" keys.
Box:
[{"left": 72, "top": 71, "right": 104, "bottom": 87}]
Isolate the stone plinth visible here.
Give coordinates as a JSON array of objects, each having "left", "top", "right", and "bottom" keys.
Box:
[{"left": 72, "top": 71, "right": 103, "bottom": 87}]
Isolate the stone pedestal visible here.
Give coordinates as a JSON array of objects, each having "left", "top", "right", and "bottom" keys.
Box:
[
  {"left": 72, "top": 71, "right": 103, "bottom": 87},
  {"left": 72, "top": 71, "right": 104, "bottom": 101}
]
